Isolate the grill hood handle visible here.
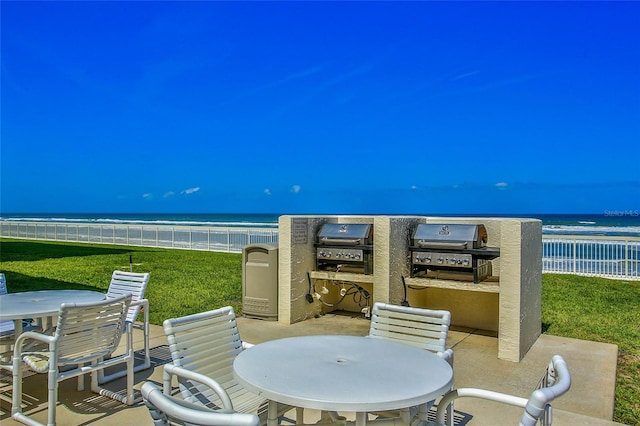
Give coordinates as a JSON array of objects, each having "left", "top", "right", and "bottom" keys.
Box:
[
  {"left": 320, "top": 237, "right": 362, "bottom": 244},
  {"left": 417, "top": 241, "right": 468, "bottom": 249}
]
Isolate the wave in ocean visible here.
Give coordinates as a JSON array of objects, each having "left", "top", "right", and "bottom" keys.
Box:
[
  {"left": 542, "top": 224, "right": 640, "bottom": 237},
  {"left": 0, "top": 215, "right": 279, "bottom": 228}
]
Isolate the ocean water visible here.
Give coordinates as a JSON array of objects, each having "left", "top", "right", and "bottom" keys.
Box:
[
  {"left": 1, "top": 212, "right": 640, "bottom": 237},
  {"left": 0, "top": 213, "right": 280, "bottom": 228}
]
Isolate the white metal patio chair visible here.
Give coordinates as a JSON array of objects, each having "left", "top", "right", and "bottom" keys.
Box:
[
  {"left": 0, "top": 273, "right": 15, "bottom": 337},
  {"left": 0, "top": 273, "right": 42, "bottom": 366},
  {"left": 163, "top": 306, "right": 297, "bottom": 425},
  {"left": 99, "top": 270, "right": 151, "bottom": 383},
  {"left": 368, "top": 302, "right": 454, "bottom": 425},
  {"left": 0, "top": 273, "right": 16, "bottom": 364},
  {"left": 11, "top": 293, "right": 135, "bottom": 426},
  {"left": 429, "top": 354, "right": 571, "bottom": 426},
  {"left": 142, "top": 363, "right": 261, "bottom": 426}
]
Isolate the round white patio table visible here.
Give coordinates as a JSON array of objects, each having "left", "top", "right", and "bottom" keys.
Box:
[
  {"left": 0, "top": 290, "right": 106, "bottom": 334},
  {"left": 233, "top": 335, "right": 453, "bottom": 426}
]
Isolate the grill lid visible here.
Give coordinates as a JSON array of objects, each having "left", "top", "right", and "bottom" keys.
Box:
[
  {"left": 317, "top": 223, "right": 372, "bottom": 245},
  {"left": 411, "top": 224, "right": 487, "bottom": 249}
]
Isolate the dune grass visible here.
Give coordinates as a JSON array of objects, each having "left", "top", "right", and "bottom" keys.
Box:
[{"left": 0, "top": 238, "right": 638, "bottom": 424}]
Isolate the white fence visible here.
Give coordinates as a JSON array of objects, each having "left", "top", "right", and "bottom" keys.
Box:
[
  {"left": 1, "top": 221, "right": 639, "bottom": 280},
  {"left": 542, "top": 235, "right": 640, "bottom": 280},
  {"left": 0, "top": 221, "right": 278, "bottom": 253}
]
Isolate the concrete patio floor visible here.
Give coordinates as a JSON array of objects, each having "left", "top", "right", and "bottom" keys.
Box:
[{"left": 0, "top": 313, "right": 624, "bottom": 425}]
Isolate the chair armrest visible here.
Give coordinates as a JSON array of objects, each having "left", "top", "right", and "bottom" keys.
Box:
[
  {"left": 438, "top": 348, "right": 454, "bottom": 367},
  {"left": 12, "top": 330, "right": 56, "bottom": 373},
  {"left": 13, "top": 330, "right": 55, "bottom": 352},
  {"left": 435, "top": 388, "right": 528, "bottom": 424},
  {"left": 130, "top": 298, "right": 149, "bottom": 309},
  {"left": 142, "top": 382, "right": 261, "bottom": 426},
  {"left": 241, "top": 341, "right": 254, "bottom": 349},
  {"left": 163, "top": 364, "right": 234, "bottom": 410},
  {"left": 127, "top": 299, "right": 149, "bottom": 329}
]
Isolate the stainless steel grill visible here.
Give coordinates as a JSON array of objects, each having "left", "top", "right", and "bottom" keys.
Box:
[
  {"left": 315, "top": 223, "right": 373, "bottom": 274},
  {"left": 410, "top": 223, "right": 499, "bottom": 283}
]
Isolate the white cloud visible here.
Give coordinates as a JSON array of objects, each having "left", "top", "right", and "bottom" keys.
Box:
[
  {"left": 163, "top": 191, "right": 175, "bottom": 198},
  {"left": 264, "top": 188, "right": 272, "bottom": 196},
  {"left": 453, "top": 70, "right": 480, "bottom": 80},
  {"left": 181, "top": 187, "right": 200, "bottom": 195},
  {"left": 142, "top": 193, "right": 153, "bottom": 199},
  {"left": 291, "top": 185, "right": 301, "bottom": 193},
  {"left": 495, "top": 182, "right": 509, "bottom": 190},
  {"left": 411, "top": 185, "right": 418, "bottom": 190}
]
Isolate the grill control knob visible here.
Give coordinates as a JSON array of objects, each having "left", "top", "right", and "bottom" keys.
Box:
[
  {"left": 437, "top": 257, "right": 444, "bottom": 264},
  {"left": 463, "top": 259, "right": 470, "bottom": 266}
]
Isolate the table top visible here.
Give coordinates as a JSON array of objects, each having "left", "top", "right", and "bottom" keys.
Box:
[
  {"left": 233, "top": 335, "right": 453, "bottom": 412},
  {"left": 0, "top": 290, "right": 106, "bottom": 320}
]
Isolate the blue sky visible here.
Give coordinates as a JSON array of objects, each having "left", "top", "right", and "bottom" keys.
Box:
[{"left": 1, "top": 1, "right": 639, "bottom": 215}]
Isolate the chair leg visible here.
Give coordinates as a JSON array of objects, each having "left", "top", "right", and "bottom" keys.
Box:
[
  {"left": 445, "top": 400, "right": 453, "bottom": 426},
  {"left": 126, "top": 337, "right": 135, "bottom": 405},
  {"left": 267, "top": 400, "right": 279, "bottom": 426},
  {"left": 141, "top": 309, "right": 151, "bottom": 371},
  {"left": 11, "top": 356, "right": 23, "bottom": 418},
  {"left": 11, "top": 341, "right": 61, "bottom": 426},
  {"left": 399, "top": 407, "right": 411, "bottom": 423},
  {"left": 47, "top": 364, "right": 59, "bottom": 426},
  {"left": 90, "top": 330, "right": 135, "bottom": 405},
  {"left": 77, "top": 363, "right": 86, "bottom": 391},
  {"left": 98, "top": 320, "right": 151, "bottom": 384}
]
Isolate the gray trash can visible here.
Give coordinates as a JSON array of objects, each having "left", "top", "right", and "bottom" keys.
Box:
[{"left": 242, "top": 244, "right": 279, "bottom": 320}]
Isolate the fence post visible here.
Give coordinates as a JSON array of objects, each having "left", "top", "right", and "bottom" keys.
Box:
[
  {"left": 624, "top": 240, "right": 631, "bottom": 279},
  {"left": 573, "top": 238, "right": 577, "bottom": 274}
]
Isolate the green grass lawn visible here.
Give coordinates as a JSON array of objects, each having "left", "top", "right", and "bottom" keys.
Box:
[
  {"left": 542, "top": 274, "right": 639, "bottom": 425},
  {"left": 1, "top": 238, "right": 638, "bottom": 424}
]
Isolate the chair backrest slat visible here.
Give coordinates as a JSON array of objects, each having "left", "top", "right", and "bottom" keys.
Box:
[
  {"left": 164, "top": 306, "right": 245, "bottom": 409},
  {"left": 56, "top": 295, "right": 132, "bottom": 364},
  {"left": 107, "top": 270, "right": 150, "bottom": 323},
  {"left": 369, "top": 302, "right": 451, "bottom": 353}
]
